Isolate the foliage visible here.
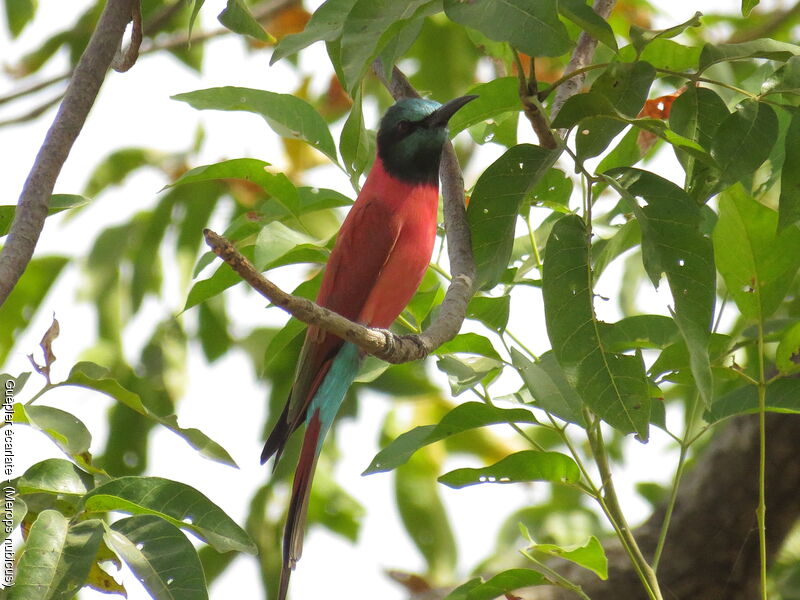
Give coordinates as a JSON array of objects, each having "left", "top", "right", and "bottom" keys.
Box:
[{"left": 3, "top": 0, "right": 800, "bottom": 599}]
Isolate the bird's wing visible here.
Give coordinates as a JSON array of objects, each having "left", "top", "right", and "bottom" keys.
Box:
[{"left": 261, "top": 195, "right": 401, "bottom": 463}]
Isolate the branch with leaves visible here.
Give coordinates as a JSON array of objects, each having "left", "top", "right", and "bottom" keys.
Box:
[{"left": 203, "top": 63, "right": 476, "bottom": 364}]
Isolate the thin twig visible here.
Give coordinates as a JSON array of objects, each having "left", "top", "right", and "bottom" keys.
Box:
[
  {"left": 0, "top": 93, "right": 65, "bottom": 127},
  {"left": 512, "top": 49, "right": 558, "bottom": 149},
  {"left": 0, "top": 0, "right": 137, "bottom": 307},
  {"left": 112, "top": 0, "right": 143, "bottom": 72},
  {"left": 550, "top": 0, "right": 617, "bottom": 122},
  {"left": 205, "top": 230, "right": 444, "bottom": 363},
  {"left": 0, "top": 0, "right": 295, "bottom": 111}
]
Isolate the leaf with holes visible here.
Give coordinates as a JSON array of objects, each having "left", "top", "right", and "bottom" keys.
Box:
[
  {"left": 106, "top": 515, "right": 207, "bottom": 600},
  {"left": 542, "top": 215, "right": 650, "bottom": 438},
  {"left": 604, "top": 168, "right": 715, "bottom": 405},
  {"left": 12, "top": 511, "right": 104, "bottom": 600},
  {"left": 467, "top": 144, "right": 560, "bottom": 290},
  {"left": 83, "top": 477, "right": 255, "bottom": 555},
  {"left": 364, "top": 402, "right": 537, "bottom": 475},
  {"left": 438, "top": 450, "right": 580, "bottom": 489}
]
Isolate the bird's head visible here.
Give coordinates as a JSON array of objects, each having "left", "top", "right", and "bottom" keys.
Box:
[{"left": 377, "top": 95, "right": 477, "bottom": 185}]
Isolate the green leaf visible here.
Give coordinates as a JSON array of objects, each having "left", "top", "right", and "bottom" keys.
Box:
[
  {"left": 762, "top": 56, "right": 800, "bottom": 97},
  {"left": 713, "top": 185, "right": 800, "bottom": 321},
  {"left": 444, "top": 0, "right": 571, "bottom": 58},
  {"left": 436, "top": 355, "right": 503, "bottom": 396},
  {"left": 776, "top": 321, "right": 800, "bottom": 375},
  {"left": 711, "top": 100, "right": 778, "bottom": 189},
  {"left": 395, "top": 444, "right": 456, "bottom": 579},
  {"left": 84, "top": 477, "right": 255, "bottom": 555},
  {"left": 468, "top": 144, "right": 560, "bottom": 290},
  {"left": 14, "top": 404, "right": 92, "bottom": 467},
  {"left": 339, "top": 0, "right": 436, "bottom": 90},
  {"left": 11, "top": 511, "right": 103, "bottom": 600},
  {"left": 339, "top": 85, "right": 375, "bottom": 183},
  {"left": 254, "top": 221, "right": 319, "bottom": 270},
  {"left": 779, "top": 110, "right": 800, "bottom": 230},
  {"left": 17, "top": 459, "right": 94, "bottom": 496},
  {"left": 604, "top": 168, "right": 715, "bottom": 405},
  {"left": 447, "top": 78, "right": 520, "bottom": 136},
  {"left": 512, "top": 349, "right": 585, "bottom": 426},
  {"left": 542, "top": 215, "right": 651, "bottom": 438},
  {"left": 0, "top": 256, "right": 68, "bottom": 365},
  {"left": 436, "top": 333, "right": 503, "bottom": 361},
  {"left": 705, "top": 378, "right": 800, "bottom": 423},
  {"left": 558, "top": 0, "right": 617, "bottom": 51},
  {"left": 629, "top": 11, "right": 701, "bottom": 53},
  {"left": 59, "top": 362, "right": 237, "bottom": 467},
  {"left": 172, "top": 87, "right": 337, "bottom": 162},
  {"left": 84, "top": 148, "right": 164, "bottom": 198},
  {"left": 438, "top": 450, "right": 580, "bottom": 489},
  {"left": 668, "top": 86, "right": 729, "bottom": 201},
  {"left": 576, "top": 61, "right": 656, "bottom": 160},
  {"left": 189, "top": 0, "right": 205, "bottom": 38},
  {"left": 0, "top": 195, "right": 89, "bottom": 238},
  {"left": 4, "top": 0, "right": 36, "bottom": 37},
  {"left": 364, "top": 402, "right": 537, "bottom": 475},
  {"left": 270, "top": 0, "right": 358, "bottom": 64},
  {"left": 0, "top": 496, "right": 26, "bottom": 544},
  {"left": 699, "top": 39, "right": 800, "bottom": 73},
  {"left": 599, "top": 315, "right": 680, "bottom": 351},
  {"left": 185, "top": 246, "right": 256, "bottom": 311},
  {"left": 592, "top": 219, "right": 641, "bottom": 279},
  {"left": 527, "top": 535, "right": 608, "bottom": 579},
  {"left": 218, "top": 0, "right": 273, "bottom": 43},
  {"left": 466, "top": 295, "right": 510, "bottom": 332},
  {"left": 106, "top": 515, "right": 208, "bottom": 600},
  {"left": 742, "top": 0, "right": 759, "bottom": 15},
  {"left": 444, "top": 569, "right": 547, "bottom": 600}
]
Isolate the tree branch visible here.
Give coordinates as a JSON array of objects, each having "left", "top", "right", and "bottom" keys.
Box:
[
  {"left": 531, "top": 413, "right": 800, "bottom": 600},
  {"left": 112, "top": 0, "right": 143, "bottom": 73},
  {"left": 0, "top": 0, "right": 137, "bottom": 307},
  {"left": 203, "top": 62, "right": 476, "bottom": 364},
  {"left": 550, "top": 0, "right": 617, "bottom": 122}
]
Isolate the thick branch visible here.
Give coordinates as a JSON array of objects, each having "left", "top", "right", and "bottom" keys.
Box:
[
  {"left": 550, "top": 0, "right": 617, "bottom": 122},
  {"left": 0, "top": 0, "right": 137, "bottom": 306},
  {"left": 531, "top": 414, "right": 800, "bottom": 600}
]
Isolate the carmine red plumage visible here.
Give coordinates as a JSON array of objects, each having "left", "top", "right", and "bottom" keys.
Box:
[{"left": 262, "top": 94, "right": 477, "bottom": 600}]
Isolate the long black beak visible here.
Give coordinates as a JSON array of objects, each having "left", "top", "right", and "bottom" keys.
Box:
[{"left": 424, "top": 94, "right": 479, "bottom": 128}]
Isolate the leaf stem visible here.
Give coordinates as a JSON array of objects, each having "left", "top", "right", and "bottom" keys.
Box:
[
  {"left": 652, "top": 392, "right": 699, "bottom": 571},
  {"left": 520, "top": 549, "right": 592, "bottom": 600},
  {"left": 756, "top": 318, "right": 768, "bottom": 600},
  {"left": 585, "top": 411, "right": 663, "bottom": 600}
]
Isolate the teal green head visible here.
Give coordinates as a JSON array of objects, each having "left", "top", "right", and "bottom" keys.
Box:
[{"left": 377, "top": 95, "right": 477, "bottom": 185}]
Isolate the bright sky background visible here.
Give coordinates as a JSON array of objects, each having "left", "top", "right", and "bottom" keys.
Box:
[{"left": 0, "top": 1, "right": 781, "bottom": 598}]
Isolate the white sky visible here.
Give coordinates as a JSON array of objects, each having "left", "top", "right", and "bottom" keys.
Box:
[{"left": 0, "top": 1, "right": 780, "bottom": 599}]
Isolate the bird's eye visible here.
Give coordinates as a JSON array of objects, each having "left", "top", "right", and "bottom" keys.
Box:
[{"left": 397, "top": 120, "right": 412, "bottom": 134}]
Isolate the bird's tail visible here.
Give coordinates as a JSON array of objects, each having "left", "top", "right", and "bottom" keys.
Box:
[{"left": 278, "top": 343, "right": 361, "bottom": 600}]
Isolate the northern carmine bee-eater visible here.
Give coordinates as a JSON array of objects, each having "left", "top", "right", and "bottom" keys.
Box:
[{"left": 261, "top": 94, "right": 478, "bottom": 600}]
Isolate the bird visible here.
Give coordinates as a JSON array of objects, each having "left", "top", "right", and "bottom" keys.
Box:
[{"left": 260, "top": 93, "right": 478, "bottom": 600}]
